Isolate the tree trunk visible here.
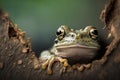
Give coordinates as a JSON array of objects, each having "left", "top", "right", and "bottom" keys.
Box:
[{"left": 0, "top": 0, "right": 120, "bottom": 80}]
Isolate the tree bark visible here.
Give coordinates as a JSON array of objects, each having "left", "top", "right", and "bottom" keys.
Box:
[{"left": 0, "top": 0, "right": 120, "bottom": 80}]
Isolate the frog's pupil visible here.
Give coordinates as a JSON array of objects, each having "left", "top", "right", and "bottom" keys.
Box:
[
  {"left": 56, "top": 30, "right": 62, "bottom": 35},
  {"left": 71, "top": 34, "right": 75, "bottom": 37},
  {"left": 92, "top": 30, "right": 98, "bottom": 35}
]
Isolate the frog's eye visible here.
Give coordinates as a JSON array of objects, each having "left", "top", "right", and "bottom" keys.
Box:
[
  {"left": 56, "top": 28, "right": 64, "bottom": 36},
  {"left": 56, "top": 26, "right": 65, "bottom": 40},
  {"left": 89, "top": 29, "right": 98, "bottom": 39},
  {"left": 90, "top": 29, "right": 98, "bottom": 35}
]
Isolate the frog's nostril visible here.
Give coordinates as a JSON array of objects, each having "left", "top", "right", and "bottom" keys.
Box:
[{"left": 71, "top": 34, "right": 75, "bottom": 37}]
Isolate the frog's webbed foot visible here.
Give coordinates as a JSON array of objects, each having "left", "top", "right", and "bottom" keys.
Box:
[
  {"left": 72, "top": 63, "right": 91, "bottom": 72},
  {"left": 42, "top": 57, "right": 56, "bottom": 74},
  {"left": 42, "top": 56, "right": 69, "bottom": 74}
]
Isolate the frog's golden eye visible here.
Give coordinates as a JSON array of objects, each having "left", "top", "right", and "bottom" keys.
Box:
[
  {"left": 89, "top": 29, "right": 98, "bottom": 39},
  {"left": 56, "top": 27, "right": 65, "bottom": 36},
  {"left": 56, "top": 26, "right": 65, "bottom": 40},
  {"left": 90, "top": 29, "right": 98, "bottom": 35}
]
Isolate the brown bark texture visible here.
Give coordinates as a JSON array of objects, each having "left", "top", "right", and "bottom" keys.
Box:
[{"left": 0, "top": 0, "right": 120, "bottom": 80}]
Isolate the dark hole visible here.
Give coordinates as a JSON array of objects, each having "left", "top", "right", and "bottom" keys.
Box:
[{"left": 8, "top": 27, "right": 17, "bottom": 38}]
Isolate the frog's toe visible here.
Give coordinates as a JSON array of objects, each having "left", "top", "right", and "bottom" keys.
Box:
[
  {"left": 47, "top": 57, "right": 56, "bottom": 74},
  {"left": 78, "top": 65, "right": 84, "bottom": 71},
  {"left": 57, "top": 57, "right": 69, "bottom": 67},
  {"left": 72, "top": 64, "right": 77, "bottom": 69},
  {"left": 42, "top": 60, "right": 49, "bottom": 69},
  {"left": 63, "top": 59, "right": 69, "bottom": 67},
  {"left": 84, "top": 63, "right": 91, "bottom": 69},
  {"left": 47, "top": 68, "right": 52, "bottom": 74}
]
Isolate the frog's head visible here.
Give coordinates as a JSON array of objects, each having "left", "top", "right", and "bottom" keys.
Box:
[{"left": 54, "top": 25, "right": 100, "bottom": 61}]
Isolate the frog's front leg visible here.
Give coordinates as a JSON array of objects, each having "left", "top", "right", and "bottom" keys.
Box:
[
  {"left": 40, "top": 50, "right": 69, "bottom": 74},
  {"left": 42, "top": 57, "right": 56, "bottom": 74}
]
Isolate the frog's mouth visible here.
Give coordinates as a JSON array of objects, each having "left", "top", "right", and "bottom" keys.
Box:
[
  {"left": 56, "top": 44, "right": 98, "bottom": 49},
  {"left": 55, "top": 44, "right": 99, "bottom": 60}
]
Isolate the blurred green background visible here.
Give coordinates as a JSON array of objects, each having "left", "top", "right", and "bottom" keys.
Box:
[{"left": 0, "top": 0, "right": 106, "bottom": 55}]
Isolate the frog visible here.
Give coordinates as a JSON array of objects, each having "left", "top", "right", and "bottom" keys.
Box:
[{"left": 40, "top": 25, "right": 100, "bottom": 74}]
